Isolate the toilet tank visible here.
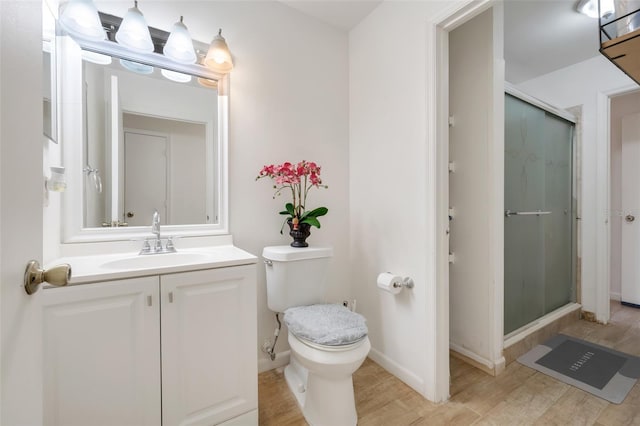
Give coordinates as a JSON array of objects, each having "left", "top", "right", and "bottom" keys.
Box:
[{"left": 262, "top": 246, "right": 333, "bottom": 312}]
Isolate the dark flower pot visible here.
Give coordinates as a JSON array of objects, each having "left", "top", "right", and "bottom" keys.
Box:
[{"left": 288, "top": 219, "right": 311, "bottom": 247}]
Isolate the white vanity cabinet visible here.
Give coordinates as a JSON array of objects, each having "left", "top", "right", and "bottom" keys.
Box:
[{"left": 41, "top": 264, "right": 257, "bottom": 426}]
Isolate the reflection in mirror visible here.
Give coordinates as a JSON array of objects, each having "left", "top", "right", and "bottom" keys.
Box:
[
  {"left": 81, "top": 57, "right": 218, "bottom": 228},
  {"left": 43, "top": 2, "right": 57, "bottom": 142}
]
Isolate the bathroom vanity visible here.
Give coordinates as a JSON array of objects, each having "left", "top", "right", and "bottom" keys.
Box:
[{"left": 41, "top": 246, "right": 258, "bottom": 426}]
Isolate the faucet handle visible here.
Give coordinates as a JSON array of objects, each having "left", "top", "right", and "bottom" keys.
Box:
[
  {"left": 166, "top": 237, "right": 175, "bottom": 251},
  {"left": 140, "top": 239, "right": 151, "bottom": 254}
]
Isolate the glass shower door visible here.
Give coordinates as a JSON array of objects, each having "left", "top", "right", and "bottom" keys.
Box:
[{"left": 504, "top": 93, "right": 574, "bottom": 336}]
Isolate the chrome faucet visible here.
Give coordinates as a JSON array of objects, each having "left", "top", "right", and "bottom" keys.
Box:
[
  {"left": 139, "top": 209, "right": 176, "bottom": 255},
  {"left": 151, "top": 209, "right": 161, "bottom": 239}
]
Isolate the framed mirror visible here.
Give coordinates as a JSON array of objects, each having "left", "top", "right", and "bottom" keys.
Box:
[
  {"left": 43, "top": 0, "right": 58, "bottom": 143},
  {"left": 57, "top": 13, "right": 229, "bottom": 242}
]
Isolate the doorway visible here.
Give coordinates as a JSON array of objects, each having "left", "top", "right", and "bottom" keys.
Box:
[{"left": 610, "top": 90, "right": 640, "bottom": 307}]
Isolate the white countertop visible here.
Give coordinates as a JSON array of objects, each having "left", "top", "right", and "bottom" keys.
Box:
[{"left": 46, "top": 245, "right": 258, "bottom": 285}]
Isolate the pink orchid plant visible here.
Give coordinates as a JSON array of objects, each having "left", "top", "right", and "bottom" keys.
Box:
[{"left": 256, "top": 160, "right": 328, "bottom": 233}]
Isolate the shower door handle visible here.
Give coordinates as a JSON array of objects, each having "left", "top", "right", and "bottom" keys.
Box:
[{"left": 505, "top": 210, "right": 551, "bottom": 217}]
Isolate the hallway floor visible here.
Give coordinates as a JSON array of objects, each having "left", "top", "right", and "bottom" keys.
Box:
[{"left": 258, "top": 302, "right": 640, "bottom": 425}]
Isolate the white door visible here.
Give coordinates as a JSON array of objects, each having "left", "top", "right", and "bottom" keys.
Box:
[
  {"left": 41, "top": 277, "right": 161, "bottom": 426},
  {"left": 621, "top": 112, "right": 640, "bottom": 306},
  {"left": 1, "top": 2, "right": 47, "bottom": 423},
  {"left": 124, "top": 130, "right": 168, "bottom": 226},
  {"left": 160, "top": 266, "right": 257, "bottom": 426}
]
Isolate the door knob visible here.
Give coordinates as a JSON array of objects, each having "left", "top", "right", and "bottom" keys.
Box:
[
  {"left": 24, "top": 260, "right": 71, "bottom": 295},
  {"left": 626, "top": 214, "right": 635, "bottom": 223},
  {"left": 126, "top": 211, "right": 135, "bottom": 218}
]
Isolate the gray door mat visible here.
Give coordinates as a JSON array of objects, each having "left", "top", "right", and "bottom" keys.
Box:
[{"left": 517, "top": 334, "right": 640, "bottom": 404}]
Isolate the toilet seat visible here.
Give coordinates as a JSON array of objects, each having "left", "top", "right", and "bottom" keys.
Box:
[
  {"left": 296, "top": 334, "right": 367, "bottom": 352},
  {"left": 284, "top": 304, "right": 368, "bottom": 347}
]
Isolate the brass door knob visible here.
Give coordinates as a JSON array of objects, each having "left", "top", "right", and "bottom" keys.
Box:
[{"left": 24, "top": 260, "right": 71, "bottom": 295}]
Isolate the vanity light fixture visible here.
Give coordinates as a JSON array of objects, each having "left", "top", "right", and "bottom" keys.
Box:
[
  {"left": 161, "top": 69, "right": 192, "bottom": 83},
  {"left": 163, "top": 16, "right": 197, "bottom": 64},
  {"left": 204, "top": 29, "right": 234, "bottom": 74},
  {"left": 577, "top": 0, "right": 615, "bottom": 19},
  {"left": 119, "top": 58, "right": 154, "bottom": 75},
  {"left": 58, "top": 0, "right": 105, "bottom": 41},
  {"left": 115, "top": 1, "right": 154, "bottom": 53}
]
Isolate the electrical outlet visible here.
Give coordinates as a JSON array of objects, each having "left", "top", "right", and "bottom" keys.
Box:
[{"left": 341, "top": 300, "right": 357, "bottom": 312}]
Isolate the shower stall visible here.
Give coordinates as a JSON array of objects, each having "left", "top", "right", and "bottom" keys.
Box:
[{"left": 504, "top": 89, "right": 577, "bottom": 336}]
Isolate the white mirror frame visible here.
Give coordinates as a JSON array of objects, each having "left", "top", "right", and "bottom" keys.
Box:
[{"left": 59, "top": 34, "right": 229, "bottom": 243}]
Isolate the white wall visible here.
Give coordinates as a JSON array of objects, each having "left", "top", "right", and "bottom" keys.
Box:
[
  {"left": 610, "top": 91, "right": 640, "bottom": 300},
  {"left": 49, "top": 1, "right": 350, "bottom": 371},
  {"left": 517, "top": 56, "right": 636, "bottom": 315},
  {"left": 448, "top": 8, "right": 503, "bottom": 371},
  {"left": 349, "top": 0, "right": 464, "bottom": 401}
]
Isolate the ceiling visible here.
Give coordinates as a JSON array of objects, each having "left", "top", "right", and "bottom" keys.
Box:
[
  {"left": 278, "top": 0, "right": 604, "bottom": 83},
  {"left": 503, "top": 0, "right": 601, "bottom": 83}
]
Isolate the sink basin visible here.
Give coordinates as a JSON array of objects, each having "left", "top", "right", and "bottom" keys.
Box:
[{"left": 101, "top": 252, "right": 213, "bottom": 271}]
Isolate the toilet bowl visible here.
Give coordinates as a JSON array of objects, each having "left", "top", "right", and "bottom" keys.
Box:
[
  {"left": 262, "top": 246, "right": 370, "bottom": 426},
  {"left": 285, "top": 331, "right": 371, "bottom": 426}
]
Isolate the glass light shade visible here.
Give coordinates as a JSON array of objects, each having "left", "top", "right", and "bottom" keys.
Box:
[
  {"left": 115, "top": 1, "right": 154, "bottom": 53},
  {"left": 58, "top": 0, "right": 105, "bottom": 41},
  {"left": 120, "top": 59, "right": 154, "bottom": 74},
  {"left": 163, "top": 16, "right": 197, "bottom": 64},
  {"left": 197, "top": 77, "right": 218, "bottom": 89},
  {"left": 577, "top": 0, "right": 614, "bottom": 18},
  {"left": 161, "top": 69, "right": 192, "bottom": 83},
  {"left": 204, "top": 29, "right": 234, "bottom": 74}
]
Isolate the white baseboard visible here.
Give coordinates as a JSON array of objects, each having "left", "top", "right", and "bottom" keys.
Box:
[
  {"left": 610, "top": 292, "right": 622, "bottom": 302},
  {"left": 367, "top": 348, "right": 426, "bottom": 398},
  {"left": 449, "top": 342, "right": 496, "bottom": 372},
  {"left": 258, "top": 350, "right": 290, "bottom": 373}
]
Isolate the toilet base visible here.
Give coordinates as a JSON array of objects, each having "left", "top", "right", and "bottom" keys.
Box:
[
  {"left": 284, "top": 355, "right": 308, "bottom": 409},
  {"left": 284, "top": 349, "right": 362, "bottom": 426}
]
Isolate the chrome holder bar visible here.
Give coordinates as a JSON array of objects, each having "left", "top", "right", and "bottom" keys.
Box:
[{"left": 505, "top": 210, "right": 552, "bottom": 217}]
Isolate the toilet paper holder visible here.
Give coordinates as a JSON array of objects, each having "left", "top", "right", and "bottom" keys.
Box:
[{"left": 395, "top": 277, "right": 415, "bottom": 289}]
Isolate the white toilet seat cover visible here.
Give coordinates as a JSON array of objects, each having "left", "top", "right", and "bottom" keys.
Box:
[{"left": 284, "top": 304, "right": 368, "bottom": 346}]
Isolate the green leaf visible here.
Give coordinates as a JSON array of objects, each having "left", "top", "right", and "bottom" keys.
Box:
[
  {"left": 301, "top": 216, "right": 321, "bottom": 228},
  {"left": 305, "top": 207, "right": 328, "bottom": 218},
  {"left": 285, "top": 203, "right": 295, "bottom": 216}
]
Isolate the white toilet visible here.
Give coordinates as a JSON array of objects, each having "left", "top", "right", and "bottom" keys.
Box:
[{"left": 263, "top": 245, "right": 371, "bottom": 426}]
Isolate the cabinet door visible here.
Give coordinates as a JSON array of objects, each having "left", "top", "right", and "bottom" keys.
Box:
[
  {"left": 41, "top": 277, "right": 161, "bottom": 426},
  {"left": 161, "top": 265, "right": 257, "bottom": 426}
]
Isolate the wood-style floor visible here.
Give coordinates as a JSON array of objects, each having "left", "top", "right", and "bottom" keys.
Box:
[{"left": 258, "top": 302, "right": 640, "bottom": 425}]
